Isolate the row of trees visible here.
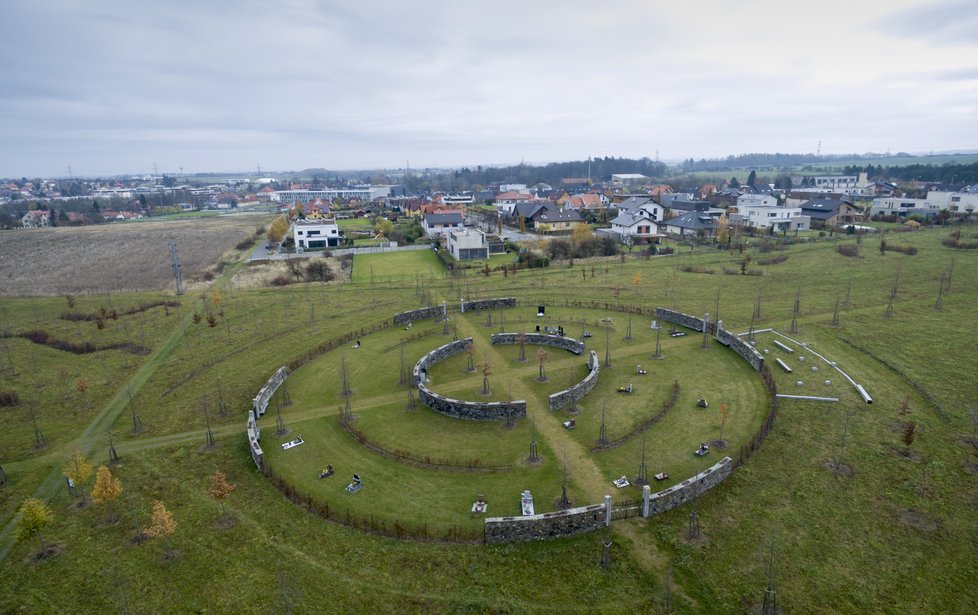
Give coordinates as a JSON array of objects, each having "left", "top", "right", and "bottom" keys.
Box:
[{"left": 401, "top": 156, "right": 669, "bottom": 193}]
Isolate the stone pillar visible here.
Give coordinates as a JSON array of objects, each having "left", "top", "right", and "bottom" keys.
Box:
[
  {"left": 604, "top": 494, "right": 612, "bottom": 527},
  {"left": 716, "top": 320, "right": 723, "bottom": 340},
  {"left": 642, "top": 484, "right": 651, "bottom": 517}
]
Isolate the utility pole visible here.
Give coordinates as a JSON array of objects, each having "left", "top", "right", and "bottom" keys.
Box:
[{"left": 170, "top": 241, "right": 184, "bottom": 296}]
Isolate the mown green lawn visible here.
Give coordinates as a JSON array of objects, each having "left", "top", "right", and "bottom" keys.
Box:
[{"left": 352, "top": 249, "right": 444, "bottom": 283}]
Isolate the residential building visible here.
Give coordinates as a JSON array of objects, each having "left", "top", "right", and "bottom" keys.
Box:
[
  {"left": 728, "top": 204, "right": 808, "bottom": 232},
  {"left": 799, "top": 198, "right": 861, "bottom": 227},
  {"left": 611, "top": 173, "right": 648, "bottom": 185},
  {"left": 423, "top": 212, "right": 465, "bottom": 237},
  {"left": 566, "top": 193, "right": 606, "bottom": 211},
  {"left": 294, "top": 219, "right": 342, "bottom": 250},
  {"left": 21, "top": 210, "right": 50, "bottom": 228},
  {"left": 869, "top": 197, "right": 940, "bottom": 217},
  {"left": 440, "top": 193, "right": 475, "bottom": 207},
  {"left": 609, "top": 212, "right": 663, "bottom": 244},
  {"left": 736, "top": 194, "right": 778, "bottom": 209},
  {"left": 495, "top": 191, "right": 535, "bottom": 215},
  {"left": 528, "top": 209, "right": 584, "bottom": 234},
  {"left": 925, "top": 191, "right": 978, "bottom": 214},
  {"left": 272, "top": 187, "right": 392, "bottom": 204},
  {"left": 616, "top": 196, "right": 663, "bottom": 221},
  {"left": 664, "top": 212, "right": 718, "bottom": 237},
  {"left": 447, "top": 228, "right": 489, "bottom": 261}
]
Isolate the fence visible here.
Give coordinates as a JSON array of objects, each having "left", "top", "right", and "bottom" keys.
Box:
[
  {"left": 262, "top": 462, "right": 484, "bottom": 543},
  {"left": 339, "top": 415, "right": 511, "bottom": 472}
]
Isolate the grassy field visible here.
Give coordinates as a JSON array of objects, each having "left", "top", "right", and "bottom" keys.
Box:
[
  {"left": 352, "top": 248, "right": 443, "bottom": 283},
  {"left": 0, "top": 225, "right": 977, "bottom": 612}
]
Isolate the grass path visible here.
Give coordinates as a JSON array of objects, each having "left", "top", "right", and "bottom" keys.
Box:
[
  {"left": 449, "top": 318, "right": 664, "bottom": 574},
  {"left": 0, "top": 260, "right": 245, "bottom": 561}
]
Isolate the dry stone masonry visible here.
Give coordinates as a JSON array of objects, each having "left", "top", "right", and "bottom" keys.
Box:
[
  {"left": 414, "top": 337, "right": 527, "bottom": 420},
  {"left": 547, "top": 350, "right": 600, "bottom": 411},
  {"left": 484, "top": 503, "right": 607, "bottom": 544},
  {"left": 247, "top": 366, "right": 289, "bottom": 469},
  {"left": 489, "top": 332, "right": 585, "bottom": 355},
  {"left": 393, "top": 304, "right": 446, "bottom": 325},
  {"left": 460, "top": 297, "right": 517, "bottom": 312}
]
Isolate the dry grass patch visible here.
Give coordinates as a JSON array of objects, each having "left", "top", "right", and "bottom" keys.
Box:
[{"left": 0, "top": 216, "right": 271, "bottom": 296}]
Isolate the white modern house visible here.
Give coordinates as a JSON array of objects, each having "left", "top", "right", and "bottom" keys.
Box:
[
  {"left": 924, "top": 191, "right": 978, "bottom": 214},
  {"left": 447, "top": 228, "right": 489, "bottom": 260},
  {"left": 423, "top": 212, "right": 465, "bottom": 238},
  {"left": 272, "top": 186, "right": 392, "bottom": 204},
  {"left": 869, "top": 197, "right": 939, "bottom": 217},
  {"left": 736, "top": 194, "right": 778, "bottom": 209},
  {"left": 729, "top": 204, "right": 808, "bottom": 232},
  {"left": 294, "top": 219, "right": 342, "bottom": 250}
]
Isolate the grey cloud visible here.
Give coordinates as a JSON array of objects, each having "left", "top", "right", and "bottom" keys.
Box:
[{"left": 878, "top": 0, "right": 978, "bottom": 46}]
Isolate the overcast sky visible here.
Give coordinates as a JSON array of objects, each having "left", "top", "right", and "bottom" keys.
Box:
[{"left": 2, "top": 0, "right": 976, "bottom": 178}]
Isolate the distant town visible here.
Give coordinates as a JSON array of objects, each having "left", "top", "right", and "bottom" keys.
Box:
[{"left": 4, "top": 156, "right": 977, "bottom": 255}]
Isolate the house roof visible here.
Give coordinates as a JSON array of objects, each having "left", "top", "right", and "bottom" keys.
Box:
[
  {"left": 295, "top": 218, "right": 338, "bottom": 228},
  {"left": 800, "top": 198, "right": 854, "bottom": 220},
  {"left": 531, "top": 209, "right": 583, "bottom": 223},
  {"left": 513, "top": 201, "right": 555, "bottom": 219},
  {"left": 611, "top": 212, "right": 654, "bottom": 228},
  {"left": 667, "top": 212, "right": 717, "bottom": 230},
  {"left": 496, "top": 191, "right": 534, "bottom": 201},
  {"left": 568, "top": 194, "right": 603, "bottom": 209},
  {"left": 424, "top": 212, "right": 464, "bottom": 225},
  {"left": 616, "top": 196, "right": 652, "bottom": 213}
]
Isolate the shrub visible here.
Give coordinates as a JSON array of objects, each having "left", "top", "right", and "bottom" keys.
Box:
[
  {"left": 757, "top": 254, "right": 788, "bottom": 265},
  {"left": 0, "top": 390, "right": 19, "bottom": 407},
  {"left": 942, "top": 238, "right": 978, "bottom": 249},
  {"left": 678, "top": 265, "right": 716, "bottom": 274},
  {"left": 837, "top": 244, "right": 860, "bottom": 258},
  {"left": 235, "top": 237, "right": 256, "bottom": 250},
  {"left": 884, "top": 244, "right": 919, "bottom": 256},
  {"left": 270, "top": 275, "right": 291, "bottom": 286}
]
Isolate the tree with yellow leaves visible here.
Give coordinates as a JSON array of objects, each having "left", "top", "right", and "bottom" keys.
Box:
[
  {"left": 145, "top": 500, "right": 177, "bottom": 558},
  {"left": 572, "top": 222, "right": 593, "bottom": 246},
  {"left": 267, "top": 214, "right": 290, "bottom": 246},
  {"left": 207, "top": 471, "right": 236, "bottom": 516},
  {"left": 16, "top": 497, "right": 54, "bottom": 556},
  {"left": 716, "top": 213, "right": 730, "bottom": 247},
  {"left": 61, "top": 449, "right": 93, "bottom": 498},
  {"left": 91, "top": 465, "right": 122, "bottom": 522}
]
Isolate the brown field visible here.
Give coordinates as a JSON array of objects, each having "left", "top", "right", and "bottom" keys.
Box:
[{"left": 0, "top": 215, "right": 272, "bottom": 296}]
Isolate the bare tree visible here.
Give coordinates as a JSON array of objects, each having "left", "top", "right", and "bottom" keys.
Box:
[{"left": 536, "top": 348, "right": 549, "bottom": 382}]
